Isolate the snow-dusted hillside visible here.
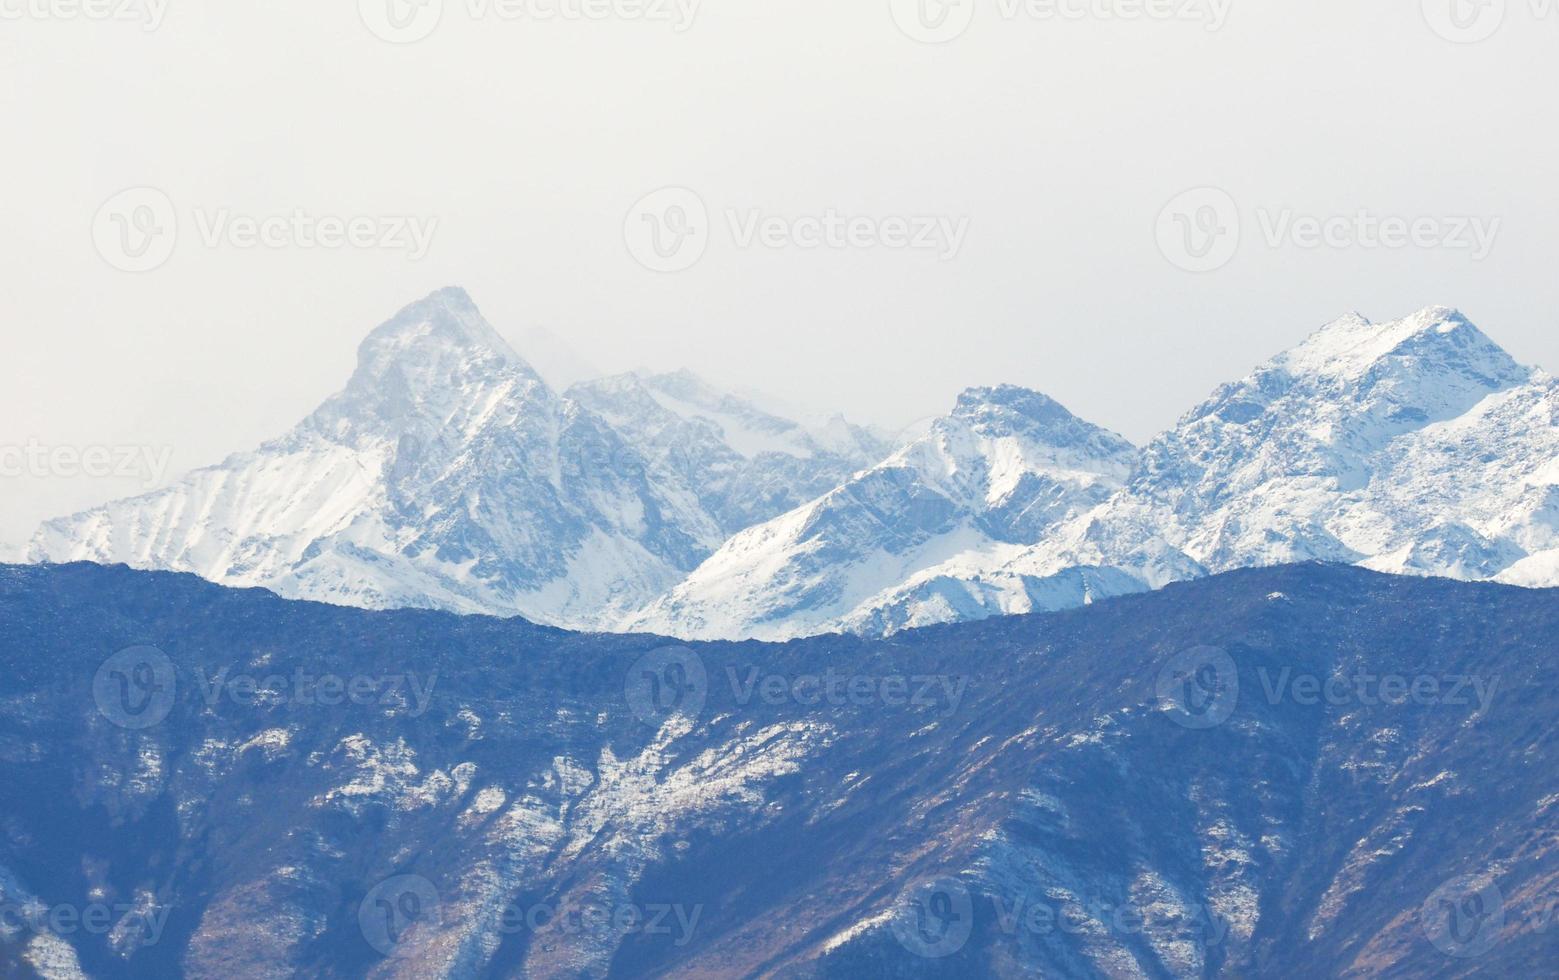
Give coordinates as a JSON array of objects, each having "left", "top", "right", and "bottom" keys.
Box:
[
  {"left": 625, "top": 385, "right": 1139, "bottom": 640},
  {"left": 25, "top": 289, "right": 876, "bottom": 629},
  {"left": 637, "top": 307, "right": 1559, "bottom": 639}
]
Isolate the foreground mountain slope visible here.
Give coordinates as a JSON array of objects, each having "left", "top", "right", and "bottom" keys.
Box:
[
  {"left": 24, "top": 289, "right": 880, "bottom": 630},
  {"left": 1, "top": 561, "right": 1551, "bottom": 977},
  {"left": 627, "top": 386, "right": 1138, "bottom": 640}
]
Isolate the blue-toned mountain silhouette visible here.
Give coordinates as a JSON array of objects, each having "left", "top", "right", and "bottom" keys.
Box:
[{"left": 0, "top": 561, "right": 1552, "bottom": 977}]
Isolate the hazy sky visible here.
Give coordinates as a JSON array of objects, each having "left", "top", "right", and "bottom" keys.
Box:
[{"left": 3, "top": 0, "right": 1557, "bottom": 543}]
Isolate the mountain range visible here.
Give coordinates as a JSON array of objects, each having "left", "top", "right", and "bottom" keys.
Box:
[
  {"left": 24, "top": 291, "right": 1559, "bottom": 639},
  {"left": 26, "top": 289, "right": 885, "bottom": 631},
  {"left": 1, "top": 560, "right": 1553, "bottom": 977}
]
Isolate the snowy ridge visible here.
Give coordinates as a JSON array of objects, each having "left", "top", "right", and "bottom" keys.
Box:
[
  {"left": 25, "top": 298, "right": 1559, "bottom": 638},
  {"left": 637, "top": 307, "right": 1559, "bottom": 639},
  {"left": 625, "top": 384, "right": 1138, "bottom": 640},
  {"left": 26, "top": 289, "right": 877, "bottom": 629}
]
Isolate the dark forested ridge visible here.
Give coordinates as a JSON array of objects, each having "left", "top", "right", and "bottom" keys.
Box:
[{"left": 0, "top": 561, "right": 1553, "bottom": 977}]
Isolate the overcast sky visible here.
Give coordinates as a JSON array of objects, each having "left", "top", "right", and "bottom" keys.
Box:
[{"left": 3, "top": 0, "right": 1557, "bottom": 543}]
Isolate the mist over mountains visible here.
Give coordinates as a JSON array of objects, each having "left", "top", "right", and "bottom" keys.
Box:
[{"left": 25, "top": 289, "right": 1559, "bottom": 639}]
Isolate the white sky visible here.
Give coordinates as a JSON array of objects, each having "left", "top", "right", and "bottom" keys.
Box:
[{"left": 3, "top": 0, "right": 1557, "bottom": 544}]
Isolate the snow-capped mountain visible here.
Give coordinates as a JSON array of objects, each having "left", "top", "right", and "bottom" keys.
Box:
[
  {"left": 637, "top": 307, "right": 1558, "bottom": 639},
  {"left": 627, "top": 385, "right": 1138, "bottom": 640},
  {"left": 25, "top": 289, "right": 877, "bottom": 629},
  {"left": 29, "top": 288, "right": 718, "bottom": 627},
  {"left": 28, "top": 299, "right": 1557, "bottom": 641},
  {"left": 568, "top": 369, "right": 887, "bottom": 536},
  {"left": 1005, "top": 305, "right": 1559, "bottom": 595}
]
